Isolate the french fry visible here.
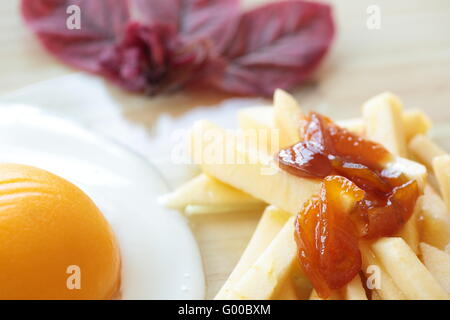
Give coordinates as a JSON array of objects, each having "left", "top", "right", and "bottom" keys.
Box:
[
  {"left": 271, "top": 260, "right": 314, "bottom": 300},
  {"left": 238, "top": 106, "right": 280, "bottom": 154},
  {"left": 215, "top": 206, "right": 290, "bottom": 299},
  {"left": 224, "top": 217, "right": 301, "bottom": 299},
  {"left": 371, "top": 237, "right": 448, "bottom": 299},
  {"left": 396, "top": 198, "right": 421, "bottom": 254},
  {"left": 289, "top": 261, "right": 313, "bottom": 299},
  {"left": 274, "top": 276, "right": 299, "bottom": 300},
  {"left": 363, "top": 92, "right": 408, "bottom": 157},
  {"left": 403, "top": 109, "right": 432, "bottom": 142},
  {"left": 273, "top": 89, "right": 303, "bottom": 148},
  {"left": 363, "top": 94, "right": 426, "bottom": 250},
  {"left": 409, "top": 134, "right": 446, "bottom": 169},
  {"left": 433, "top": 155, "right": 450, "bottom": 210},
  {"left": 190, "top": 120, "right": 321, "bottom": 215},
  {"left": 184, "top": 204, "right": 266, "bottom": 215},
  {"left": 345, "top": 275, "right": 368, "bottom": 300},
  {"left": 360, "top": 241, "right": 406, "bottom": 300},
  {"left": 337, "top": 109, "right": 430, "bottom": 140},
  {"left": 420, "top": 186, "right": 450, "bottom": 250},
  {"left": 420, "top": 243, "right": 450, "bottom": 294},
  {"left": 238, "top": 106, "right": 274, "bottom": 131},
  {"left": 336, "top": 118, "right": 365, "bottom": 135},
  {"left": 273, "top": 261, "right": 313, "bottom": 300},
  {"left": 162, "top": 174, "right": 264, "bottom": 210}
]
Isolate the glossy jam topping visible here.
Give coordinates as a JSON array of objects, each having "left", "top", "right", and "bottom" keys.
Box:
[{"left": 278, "top": 112, "right": 420, "bottom": 298}]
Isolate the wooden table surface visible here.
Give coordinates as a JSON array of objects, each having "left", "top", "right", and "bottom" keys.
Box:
[{"left": 1, "top": 0, "right": 450, "bottom": 298}]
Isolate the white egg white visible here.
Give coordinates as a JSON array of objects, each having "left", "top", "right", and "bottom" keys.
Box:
[{"left": 0, "top": 105, "right": 205, "bottom": 299}]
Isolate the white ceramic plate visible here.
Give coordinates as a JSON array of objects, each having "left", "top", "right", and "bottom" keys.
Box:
[{"left": 0, "top": 105, "right": 204, "bottom": 299}]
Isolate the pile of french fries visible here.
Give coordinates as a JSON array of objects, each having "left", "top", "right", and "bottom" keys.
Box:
[{"left": 163, "top": 90, "right": 450, "bottom": 300}]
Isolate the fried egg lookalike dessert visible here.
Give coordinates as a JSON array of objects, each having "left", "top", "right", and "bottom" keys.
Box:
[{"left": 0, "top": 163, "right": 120, "bottom": 299}]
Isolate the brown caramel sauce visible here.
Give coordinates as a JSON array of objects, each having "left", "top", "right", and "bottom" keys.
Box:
[{"left": 278, "top": 112, "right": 420, "bottom": 298}]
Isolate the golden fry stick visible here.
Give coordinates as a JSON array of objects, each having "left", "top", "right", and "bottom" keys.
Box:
[
  {"left": 420, "top": 242, "right": 450, "bottom": 293},
  {"left": 345, "top": 275, "right": 368, "bottom": 300},
  {"left": 363, "top": 94, "right": 425, "bottom": 250},
  {"left": 396, "top": 198, "right": 421, "bottom": 254},
  {"left": 420, "top": 185, "right": 450, "bottom": 250},
  {"left": 337, "top": 109, "right": 431, "bottom": 140},
  {"left": 215, "top": 206, "right": 290, "bottom": 299},
  {"left": 162, "top": 173, "right": 264, "bottom": 210},
  {"left": 409, "top": 134, "right": 446, "bottom": 169},
  {"left": 190, "top": 120, "right": 321, "bottom": 215},
  {"left": 273, "top": 274, "right": 299, "bottom": 300},
  {"left": 360, "top": 241, "right": 406, "bottom": 300},
  {"left": 372, "top": 237, "right": 448, "bottom": 299},
  {"left": 238, "top": 106, "right": 279, "bottom": 154},
  {"left": 224, "top": 217, "right": 300, "bottom": 299},
  {"left": 184, "top": 204, "right": 266, "bottom": 215},
  {"left": 403, "top": 109, "right": 432, "bottom": 142},
  {"left": 363, "top": 92, "right": 408, "bottom": 157},
  {"left": 273, "top": 89, "right": 303, "bottom": 148},
  {"left": 433, "top": 155, "right": 450, "bottom": 210},
  {"left": 238, "top": 107, "right": 273, "bottom": 131},
  {"left": 288, "top": 261, "right": 314, "bottom": 299},
  {"left": 336, "top": 118, "right": 365, "bottom": 135}
]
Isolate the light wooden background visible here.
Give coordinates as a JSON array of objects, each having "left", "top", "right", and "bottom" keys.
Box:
[{"left": 1, "top": 0, "right": 449, "bottom": 298}]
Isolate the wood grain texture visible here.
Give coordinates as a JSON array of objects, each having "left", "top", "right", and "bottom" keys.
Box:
[{"left": 0, "top": 0, "right": 449, "bottom": 298}]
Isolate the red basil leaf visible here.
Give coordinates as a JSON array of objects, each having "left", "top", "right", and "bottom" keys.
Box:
[
  {"left": 98, "top": 22, "right": 176, "bottom": 93},
  {"left": 99, "top": 22, "right": 215, "bottom": 95},
  {"left": 21, "top": 0, "right": 240, "bottom": 94},
  {"left": 178, "top": 0, "right": 240, "bottom": 54},
  {"left": 129, "top": 0, "right": 180, "bottom": 26},
  {"left": 132, "top": 0, "right": 240, "bottom": 53},
  {"left": 207, "top": 0, "right": 335, "bottom": 96},
  {"left": 21, "top": 0, "right": 130, "bottom": 73},
  {"left": 21, "top": 0, "right": 335, "bottom": 96},
  {"left": 97, "top": 0, "right": 240, "bottom": 94}
]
